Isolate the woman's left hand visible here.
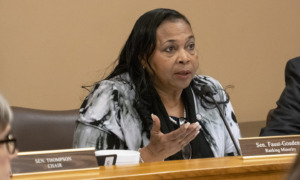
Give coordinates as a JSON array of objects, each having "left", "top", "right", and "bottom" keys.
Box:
[{"left": 139, "top": 114, "right": 201, "bottom": 162}]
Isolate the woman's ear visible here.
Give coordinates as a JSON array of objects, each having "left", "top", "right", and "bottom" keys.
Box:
[
  {"left": 139, "top": 57, "right": 147, "bottom": 69},
  {"left": 139, "top": 56, "right": 154, "bottom": 75}
]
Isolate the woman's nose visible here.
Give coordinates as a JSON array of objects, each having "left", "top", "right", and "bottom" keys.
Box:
[{"left": 177, "top": 49, "right": 190, "bottom": 64}]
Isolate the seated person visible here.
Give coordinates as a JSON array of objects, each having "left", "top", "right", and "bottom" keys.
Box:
[
  {"left": 0, "top": 94, "right": 17, "bottom": 180},
  {"left": 73, "top": 8, "right": 241, "bottom": 162},
  {"left": 260, "top": 57, "right": 300, "bottom": 136}
]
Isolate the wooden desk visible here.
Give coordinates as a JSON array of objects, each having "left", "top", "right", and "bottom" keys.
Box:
[{"left": 12, "top": 156, "right": 296, "bottom": 180}]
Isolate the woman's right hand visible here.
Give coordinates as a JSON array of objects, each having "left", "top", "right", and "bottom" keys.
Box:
[{"left": 139, "top": 114, "right": 201, "bottom": 162}]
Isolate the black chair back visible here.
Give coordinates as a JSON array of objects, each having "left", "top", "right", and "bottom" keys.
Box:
[{"left": 11, "top": 106, "right": 79, "bottom": 152}]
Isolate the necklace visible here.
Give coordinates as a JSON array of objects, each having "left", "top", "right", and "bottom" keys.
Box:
[{"left": 169, "top": 108, "right": 187, "bottom": 126}]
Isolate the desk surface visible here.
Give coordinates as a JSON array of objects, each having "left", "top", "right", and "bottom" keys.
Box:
[{"left": 12, "top": 156, "right": 296, "bottom": 180}]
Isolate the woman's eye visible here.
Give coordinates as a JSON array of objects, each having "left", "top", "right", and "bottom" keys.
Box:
[
  {"left": 165, "top": 46, "right": 175, "bottom": 53},
  {"left": 188, "top": 43, "right": 195, "bottom": 50}
]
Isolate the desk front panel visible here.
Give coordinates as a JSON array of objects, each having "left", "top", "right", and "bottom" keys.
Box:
[{"left": 12, "top": 156, "right": 295, "bottom": 180}]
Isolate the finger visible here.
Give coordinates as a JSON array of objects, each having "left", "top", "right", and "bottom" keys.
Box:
[
  {"left": 150, "top": 114, "right": 161, "bottom": 133},
  {"left": 172, "top": 122, "right": 200, "bottom": 139},
  {"left": 183, "top": 122, "right": 201, "bottom": 138},
  {"left": 168, "top": 122, "right": 201, "bottom": 142},
  {"left": 165, "top": 122, "right": 190, "bottom": 141},
  {"left": 186, "top": 122, "right": 201, "bottom": 132},
  {"left": 180, "top": 127, "right": 200, "bottom": 145}
]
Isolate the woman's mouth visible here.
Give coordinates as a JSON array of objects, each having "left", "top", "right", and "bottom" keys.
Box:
[{"left": 175, "top": 70, "right": 191, "bottom": 79}]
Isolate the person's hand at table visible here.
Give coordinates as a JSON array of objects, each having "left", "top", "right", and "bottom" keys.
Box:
[{"left": 139, "top": 114, "right": 201, "bottom": 162}]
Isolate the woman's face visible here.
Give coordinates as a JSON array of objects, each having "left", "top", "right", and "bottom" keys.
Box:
[
  {"left": 0, "top": 124, "right": 16, "bottom": 180},
  {"left": 144, "top": 19, "right": 199, "bottom": 93}
]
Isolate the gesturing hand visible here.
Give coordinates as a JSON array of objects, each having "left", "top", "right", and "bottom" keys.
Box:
[{"left": 140, "top": 114, "right": 201, "bottom": 162}]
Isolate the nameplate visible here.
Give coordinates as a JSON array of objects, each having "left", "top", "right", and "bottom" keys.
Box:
[
  {"left": 11, "top": 148, "right": 99, "bottom": 175},
  {"left": 239, "top": 135, "right": 300, "bottom": 158}
]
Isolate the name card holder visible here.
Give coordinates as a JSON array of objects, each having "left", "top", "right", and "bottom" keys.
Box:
[
  {"left": 239, "top": 135, "right": 300, "bottom": 159},
  {"left": 11, "top": 148, "right": 99, "bottom": 176}
]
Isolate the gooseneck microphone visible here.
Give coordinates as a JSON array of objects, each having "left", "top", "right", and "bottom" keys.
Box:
[{"left": 200, "top": 85, "right": 241, "bottom": 156}]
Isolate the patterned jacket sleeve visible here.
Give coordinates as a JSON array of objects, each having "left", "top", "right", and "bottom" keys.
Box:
[
  {"left": 210, "top": 77, "right": 241, "bottom": 156},
  {"left": 73, "top": 80, "right": 126, "bottom": 150},
  {"left": 194, "top": 75, "right": 241, "bottom": 157},
  {"left": 73, "top": 76, "right": 142, "bottom": 150},
  {"left": 222, "top": 92, "right": 241, "bottom": 156}
]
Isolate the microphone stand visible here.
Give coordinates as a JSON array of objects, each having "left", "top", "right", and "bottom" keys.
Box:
[{"left": 206, "top": 93, "right": 241, "bottom": 156}]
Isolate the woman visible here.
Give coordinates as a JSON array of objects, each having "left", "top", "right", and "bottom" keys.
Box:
[
  {"left": 73, "top": 8, "right": 241, "bottom": 162},
  {"left": 0, "top": 94, "right": 17, "bottom": 179}
]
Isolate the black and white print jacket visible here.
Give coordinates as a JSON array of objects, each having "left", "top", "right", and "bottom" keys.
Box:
[{"left": 73, "top": 73, "right": 241, "bottom": 157}]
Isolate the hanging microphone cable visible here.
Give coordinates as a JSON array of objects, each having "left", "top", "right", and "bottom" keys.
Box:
[{"left": 200, "top": 85, "right": 241, "bottom": 156}]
